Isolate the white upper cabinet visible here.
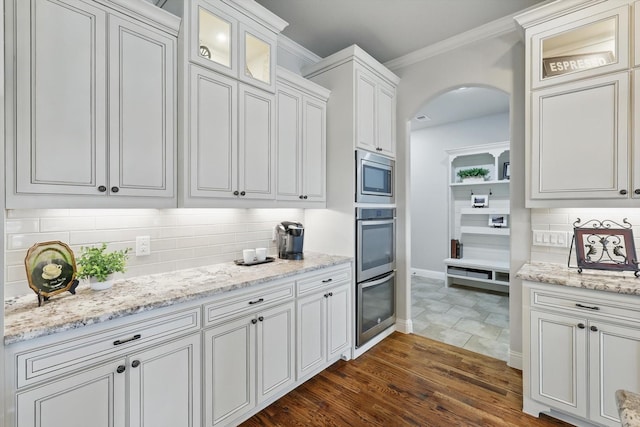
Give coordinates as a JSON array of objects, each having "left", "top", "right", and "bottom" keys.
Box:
[
  {"left": 529, "top": 3, "right": 629, "bottom": 89},
  {"left": 635, "top": 1, "right": 640, "bottom": 67},
  {"left": 8, "top": 0, "right": 179, "bottom": 208},
  {"left": 355, "top": 66, "right": 397, "bottom": 157},
  {"left": 276, "top": 68, "right": 330, "bottom": 204},
  {"left": 530, "top": 72, "right": 629, "bottom": 200},
  {"left": 189, "top": 0, "right": 284, "bottom": 93}
]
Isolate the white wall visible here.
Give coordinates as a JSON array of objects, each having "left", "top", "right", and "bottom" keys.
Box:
[
  {"left": 393, "top": 31, "right": 530, "bottom": 366},
  {"left": 411, "top": 112, "right": 509, "bottom": 274},
  {"left": 4, "top": 208, "right": 304, "bottom": 298}
]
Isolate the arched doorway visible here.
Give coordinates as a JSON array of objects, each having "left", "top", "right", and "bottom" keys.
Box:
[{"left": 409, "top": 85, "right": 511, "bottom": 361}]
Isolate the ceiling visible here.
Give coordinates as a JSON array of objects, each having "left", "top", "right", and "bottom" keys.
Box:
[{"left": 253, "top": 0, "right": 545, "bottom": 129}]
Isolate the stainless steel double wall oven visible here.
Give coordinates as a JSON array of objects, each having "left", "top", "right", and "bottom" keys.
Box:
[{"left": 355, "top": 149, "right": 396, "bottom": 348}]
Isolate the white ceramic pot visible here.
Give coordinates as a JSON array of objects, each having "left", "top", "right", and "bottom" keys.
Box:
[
  {"left": 461, "top": 176, "right": 486, "bottom": 183},
  {"left": 89, "top": 275, "right": 114, "bottom": 291}
]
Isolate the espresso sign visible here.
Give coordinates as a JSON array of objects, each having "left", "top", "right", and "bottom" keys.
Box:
[{"left": 542, "top": 51, "right": 615, "bottom": 78}]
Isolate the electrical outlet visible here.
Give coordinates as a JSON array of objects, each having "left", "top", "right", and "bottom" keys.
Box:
[
  {"left": 532, "top": 230, "right": 569, "bottom": 248},
  {"left": 136, "top": 236, "right": 151, "bottom": 256}
]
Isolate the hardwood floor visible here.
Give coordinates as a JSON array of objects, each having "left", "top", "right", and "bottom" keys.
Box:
[{"left": 242, "top": 332, "right": 571, "bottom": 426}]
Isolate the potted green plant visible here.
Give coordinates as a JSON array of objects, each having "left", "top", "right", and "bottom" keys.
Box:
[
  {"left": 457, "top": 167, "right": 490, "bottom": 183},
  {"left": 76, "top": 243, "right": 131, "bottom": 291}
]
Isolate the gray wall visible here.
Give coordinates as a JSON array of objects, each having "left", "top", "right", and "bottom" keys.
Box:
[{"left": 410, "top": 112, "right": 510, "bottom": 274}]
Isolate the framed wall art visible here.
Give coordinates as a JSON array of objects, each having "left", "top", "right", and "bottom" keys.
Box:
[{"left": 24, "top": 241, "right": 79, "bottom": 305}]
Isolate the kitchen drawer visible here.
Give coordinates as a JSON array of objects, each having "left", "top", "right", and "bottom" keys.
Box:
[
  {"left": 15, "top": 306, "right": 200, "bottom": 388},
  {"left": 530, "top": 288, "right": 640, "bottom": 323},
  {"left": 297, "top": 265, "right": 352, "bottom": 296},
  {"left": 203, "top": 280, "right": 294, "bottom": 325}
]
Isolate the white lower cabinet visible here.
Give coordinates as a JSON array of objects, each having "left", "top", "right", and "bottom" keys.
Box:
[
  {"left": 203, "top": 300, "right": 295, "bottom": 426},
  {"left": 297, "top": 281, "right": 351, "bottom": 380},
  {"left": 15, "top": 333, "right": 201, "bottom": 427},
  {"left": 525, "top": 281, "right": 640, "bottom": 426}
]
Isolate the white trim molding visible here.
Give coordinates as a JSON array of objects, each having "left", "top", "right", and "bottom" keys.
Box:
[
  {"left": 411, "top": 268, "right": 445, "bottom": 281},
  {"left": 395, "top": 317, "right": 412, "bottom": 334},
  {"left": 508, "top": 350, "right": 523, "bottom": 370},
  {"left": 277, "top": 33, "right": 321, "bottom": 67}
]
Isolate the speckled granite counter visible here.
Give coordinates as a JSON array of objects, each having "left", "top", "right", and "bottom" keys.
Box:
[
  {"left": 517, "top": 262, "right": 640, "bottom": 296},
  {"left": 617, "top": 390, "right": 640, "bottom": 427},
  {"left": 4, "top": 252, "right": 352, "bottom": 345}
]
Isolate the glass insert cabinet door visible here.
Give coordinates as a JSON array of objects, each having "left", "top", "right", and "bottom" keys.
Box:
[
  {"left": 198, "top": 7, "right": 232, "bottom": 68},
  {"left": 531, "top": 5, "right": 629, "bottom": 89},
  {"left": 244, "top": 32, "right": 270, "bottom": 84}
]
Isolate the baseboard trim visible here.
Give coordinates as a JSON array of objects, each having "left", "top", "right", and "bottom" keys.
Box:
[
  {"left": 508, "top": 350, "right": 523, "bottom": 370},
  {"left": 411, "top": 268, "right": 444, "bottom": 280},
  {"left": 353, "top": 325, "right": 396, "bottom": 359},
  {"left": 395, "top": 317, "right": 412, "bottom": 334}
]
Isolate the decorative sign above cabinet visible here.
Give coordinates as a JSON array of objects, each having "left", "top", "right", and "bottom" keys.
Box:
[{"left": 542, "top": 51, "right": 614, "bottom": 77}]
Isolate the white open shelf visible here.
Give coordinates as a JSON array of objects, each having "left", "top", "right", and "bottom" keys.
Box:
[
  {"left": 444, "top": 257, "right": 510, "bottom": 290},
  {"left": 460, "top": 226, "right": 510, "bottom": 236},
  {"left": 444, "top": 257, "right": 509, "bottom": 271},
  {"left": 460, "top": 207, "right": 510, "bottom": 215},
  {"left": 449, "top": 179, "right": 510, "bottom": 187}
]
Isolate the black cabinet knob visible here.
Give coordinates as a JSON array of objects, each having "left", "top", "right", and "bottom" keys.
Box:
[
  {"left": 116, "top": 365, "right": 126, "bottom": 374},
  {"left": 111, "top": 186, "right": 119, "bottom": 193},
  {"left": 324, "top": 293, "right": 329, "bottom": 298},
  {"left": 98, "top": 185, "right": 107, "bottom": 192},
  {"left": 233, "top": 190, "right": 239, "bottom": 196},
  {"left": 620, "top": 189, "right": 628, "bottom": 195},
  {"left": 240, "top": 191, "right": 246, "bottom": 196},
  {"left": 258, "top": 316, "right": 264, "bottom": 322},
  {"left": 635, "top": 189, "right": 640, "bottom": 195},
  {"left": 590, "top": 325, "right": 598, "bottom": 332},
  {"left": 299, "top": 195, "right": 304, "bottom": 199},
  {"left": 131, "top": 360, "right": 140, "bottom": 368},
  {"left": 303, "top": 195, "right": 308, "bottom": 199},
  {"left": 251, "top": 318, "right": 258, "bottom": 324},
  {"left": 577, "top": 323, "right": 585, "bottom": 329},
  {"left": 328, "top": 292, "right": 333, "bottom": 297}
]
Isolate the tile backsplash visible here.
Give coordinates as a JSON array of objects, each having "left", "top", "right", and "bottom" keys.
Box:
[
  {"left": 530, "top": 208, "right": 640, "bottom": 265},
  {"left": 5, "top": 208, "right": 304, "bottom": 298}
]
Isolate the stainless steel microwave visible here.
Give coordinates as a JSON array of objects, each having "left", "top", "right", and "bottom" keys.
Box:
[{"left": 355, "top": 150, "right": 394, "bottom": 204}]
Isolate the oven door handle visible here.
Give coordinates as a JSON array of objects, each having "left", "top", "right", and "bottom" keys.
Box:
[
  {"left": 360, "top": 271, "right": 396, "bottom": 288},
  {"left": 357, "top": 219, "right": 396, "bottom": 226}
]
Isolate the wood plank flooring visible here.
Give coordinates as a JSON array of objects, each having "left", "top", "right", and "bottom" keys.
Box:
[{"left": 242, "top": 332, "right": 571, "bottom": 426}]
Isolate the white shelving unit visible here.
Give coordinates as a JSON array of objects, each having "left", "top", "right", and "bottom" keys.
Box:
[{"left": 445, "top": 142, "right": 510, "bottom": 292}]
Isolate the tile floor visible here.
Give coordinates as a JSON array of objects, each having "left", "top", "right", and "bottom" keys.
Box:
[{"left": 411, "top": 275, "right": 510, "bottom": 361}]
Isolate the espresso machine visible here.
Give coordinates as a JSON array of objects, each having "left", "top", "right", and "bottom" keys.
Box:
[{"left": 275, "top": 221, "right": 304, "bottom": 260}]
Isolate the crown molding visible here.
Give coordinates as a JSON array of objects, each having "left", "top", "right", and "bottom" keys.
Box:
[
  {"left": 99, "top": 0, "right": 181, "bottom": 34},
  {"left": 514, "top": 0, "right": 606, "bottom": 30},
  {"left": 277, "top": 33, "right": 322, "bottom": 66},
  {"left": 277, "top": 66, "right": 331, "bottom": 100}
]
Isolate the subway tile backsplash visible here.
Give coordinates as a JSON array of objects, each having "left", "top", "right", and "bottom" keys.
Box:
[
  {"left": 4, "top": 208, "right": 304, "bottom": 298},
  {"left": 530, "top": 208, "right": 640, "bottom": 265}
]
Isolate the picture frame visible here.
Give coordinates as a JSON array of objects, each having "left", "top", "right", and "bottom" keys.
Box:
[
  {"left": 574, "top": 227, "right": 638, "bottom": 273},
  {"left": 488, "top": 215, "right": 507, "bottom": 228},
  {"left": 24, "top": 241, "right": 78, "bottom": 300},
  {"left": 471, "top": 194, "right": 489, "bottom": 208},
  {"left": 502, "top": 162, "right": 510, "bottom": 180}
]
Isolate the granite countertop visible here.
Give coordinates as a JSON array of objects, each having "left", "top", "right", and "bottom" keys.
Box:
[
  {"left": 4, "top": 252, "right": 352, "bottom": 345},
  {"left": 517, "top": 262, "right": 640, "bottom": 295},
  {"left": 616, "top": 390, "right": 640, "bottom": 427}
]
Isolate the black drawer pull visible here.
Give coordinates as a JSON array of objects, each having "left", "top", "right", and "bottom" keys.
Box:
[
  {"left": 321, "top": 278, "right": 333, "bottom": 283},
  {"left": 576, "top": 303, "right": 600, "bottom": 311},
  {"left": 249, "top": 298, "right": 264, "bottom": 305},
  {"left": 113, "top": 334, "right": 141, "bottom": 346}
]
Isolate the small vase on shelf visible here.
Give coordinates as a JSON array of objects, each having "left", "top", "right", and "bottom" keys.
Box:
[{"left": 89, "top": 274, "right": 115, "bottom": 291}]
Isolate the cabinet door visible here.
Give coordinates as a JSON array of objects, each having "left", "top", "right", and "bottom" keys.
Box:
[
  {"left": 190, "top": 0, "right": 238, "bottom": 77},
  {"left": 530, "top": 72, "right": 629, "bottom": 200},
  {"left": 203, "top": 315, "right": 255, "bottom": 427},
  {"left": 633, "top": 70, "right": 640, "bottom": 198},
  {"left": 128, "top": 334, "right": 201, "bottom": 427},
  {"left": 302, "top": 96, "right": 327, "bottom": 201},
  {"left": 530, "top": 310, "right": 587, "bottom": 418},
  {"left": 256, "top": 302, "right": 295, "bottom": 404},
  {"left": 296, "top": 291, "right": 326, "bottom": 379},
  {"left": 376, "top": 84, "right": 396, "bottom": 158},
  {"left": 239, "top": 84, "right": 275, "bottom": 199},
  {"left": 327, "top": 283, "right": 351, "bottom": 360},
  {"left": 16, "top": 359, "right": 126, "bottom": 427},
  {"left": 635, "top": 2, "right": 640, "bottom": 67},
  {"left": 276, "top": 86, "right": 302, "bottom": 200},
  {"left": 189, "top": 65, "right": 238, "bottom": 199},
  {"left": 355, "top": 69, "right": 377, "bottom": 152},
  {"left": 530, "top": 4, "right": 629, "bottom": 89},
  {"left": 15, "top": 0, "right": 107, "bottom": 196},
  {"left": 588, "top": 321, "right": 640, "bottom": 426},
  {"left": 239, "top": 23, "right": 277, "bottom": 93},
  {"left": 108, "top": 15, "right": 175, "bottom": 198}
]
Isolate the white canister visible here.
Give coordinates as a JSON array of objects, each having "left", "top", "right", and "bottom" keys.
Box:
[
  {"left": 242, "top": 249, "right": 256, "bottom": 264},
  {"left": 255, "top": 247, "right": 267, "bottom": 261}
]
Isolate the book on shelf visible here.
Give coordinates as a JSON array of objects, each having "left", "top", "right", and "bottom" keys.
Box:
[{"left": 450, "top": 239, "right": 463, "bottom": 259}]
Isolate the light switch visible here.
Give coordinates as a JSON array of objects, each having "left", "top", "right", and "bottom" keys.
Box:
[{"left": 533, "top": 230, "right": 569, "bottom": 248}]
